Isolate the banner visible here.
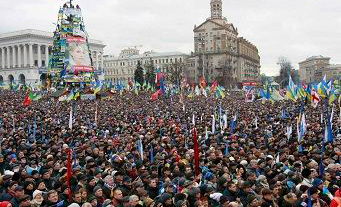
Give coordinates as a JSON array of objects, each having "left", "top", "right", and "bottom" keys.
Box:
[
  {"left": 80, "top": 94, "right": 96, "bottom": 100},
  {"left": 66, "top": 37, "right": 93, "bottom": 72}
]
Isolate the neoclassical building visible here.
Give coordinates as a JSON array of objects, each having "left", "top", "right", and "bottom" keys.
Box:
[
  {"left": 103, "top": 48, "right": 189, "bottom": 83},
  {"left": 299, "top": 56, "right": 341, "bottom": 83},
  {"left": 187, "top": 0, "right": 260, "bottom": 87},
  {"left": 0, "top": 29, "right": 105, "bottom": 85}
]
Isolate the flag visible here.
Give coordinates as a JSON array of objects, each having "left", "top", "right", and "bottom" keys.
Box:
[
  {"left": 22, "top": 94, "right": 31, "bottom": 107},
  {"left": 311, "top": 89, "right": 320, "bottom": 108},
  {"left": 195, "top": 85, "right": 201, "bottom": 96},
  {"left": 95, "top": 102, "right": 98, "bottom": 124},
  {"left": 329, "top": 90, "right": 337, "bottom": 104},
  {"left": 192, "top": 114, "right": 195, "bottom": 126},
  {"left": 202, "top": 88, "right": 207, "bottom": 97},
  {"left": 211, "top": 115, "right": 215, "bottom": 134},
  {"left": 223, "top": 114, "right": 228, "bottom": 129},
  {"left": 193, "top": 128, "right": 199, "bottom": 176},
  {"left": 229, "top": 114, "right": 237, "bottom": 133},
  {"left": 187, "top": 92, "right": 193, "bottom": 98},
  {"left": 149, "top": 145, "right": 154, "bottom": 164},
  {"left": 286, "top": 75, "right": 297, "bottom": 101},
  {"left": 199, "top": 76, "right": 206, "bottom": 88},
  {"left": 67, "top": 91, "right": 74, "bottom": 101},
  {"left": 137, "top": 139, "right": 144, "bottom": 161},
  {"left": 210, "top": 80, "right": 218, "bottom": 91},
  {"left": 66, "top": 149, "right": 72, "bottom": 202},
  {"left": 69, "top": 106, "right": 73, "bottom": 130},
  {"left": 224, "top": 142, "right": 229, "bottom": 155},
  {"left": 255, "top": 117, "right": 258, "bottom": 129},
  {"left": 330, "top": 106, "right": 334, "bottom": 130},
  {"left": 324, "top": 115, "right": 333, "bottom": 143},
  {"left": 287, "top": 125, "right": 292, "bottom": 141},
  {"left": 74, "top": 92, "right": 80, "bottom": 100},
  {"left": 151, "top": 89, "right": 161, "bottom": 100},
  {"left": 29, "top": 92, "right": 42, "bottom": 101},
  {"left": 281, "top": 108, "right": 288, "bottom": 118},
  {"left": 216, "top": 86, "right": 225, "bottom": 99}
]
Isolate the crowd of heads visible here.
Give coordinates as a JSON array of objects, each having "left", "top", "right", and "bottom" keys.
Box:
[{"left": 0, "top": 89, "right": 340, "bottom": 207}]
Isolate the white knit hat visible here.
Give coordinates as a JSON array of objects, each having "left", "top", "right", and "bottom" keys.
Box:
[
  {"left": 68, "top": 203, "right": 80, "bottom": 207},
  {"left": 33, "top": 190, "right": 42, "bottom": 199}
]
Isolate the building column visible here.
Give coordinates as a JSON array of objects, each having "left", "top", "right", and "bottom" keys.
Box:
[
  {"left": 12, "top": 45, "right": 16, "bottom": 68},
  {"left": 37, "top": 44, "right": 41, "bottom": 68},
  {"left": 29, "top": 43, "right": 33, "bottom": 67},
  {"left": 6, "top": 46, "right": 10, "bottom": 68},
  {"left": 1, "top": 48, "right": 4, "bottom": 69},
  {"left": 45, "top": 45, "right": 49, "bottom": 68},
  {"left": 23, "top": 44, "right": 27, "bottom": 67},
  {"left": 18, "top": 45, "right": 22, "bottom": 67},
  {"left": 96, "top": 51, "right": 99, "bottom": 70}
]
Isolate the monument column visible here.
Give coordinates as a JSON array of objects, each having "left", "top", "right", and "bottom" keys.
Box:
[
  {"left": 1, "top": 48, "right": 5, "bottom": 69},
  {"left": 29, "top": 43, "right": 34, "bottom": 67},
  {"left": 23, "top": 44, "right": 27, "bottom": 67},
  {"left": 18, "top": 45, "right": 22, "bottom": 67},
  {"left": 12, "top": 46, "right": 16, "bottom": 68},
  {"left": 45, "top": 45, "right": 49, "bottom": 67},
  {"left": 6, "top": 46, "right": 10, "bottom": 68},
  {"left": 37, "top": 44, "right": 42, "bottom": 68}
]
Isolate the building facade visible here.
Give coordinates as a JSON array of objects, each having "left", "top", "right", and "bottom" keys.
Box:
[
  {"left": 188, "top": 0, "right": 260, "bottom": 87},
  {"left": 298, "top": 56, "right": 331, "bottom": 83},
  {"left": 0, "top": 29, "right": 106, "bottom": 85},
  {"left": 103, "top": 48, "right": 189, "bottom": 83}
]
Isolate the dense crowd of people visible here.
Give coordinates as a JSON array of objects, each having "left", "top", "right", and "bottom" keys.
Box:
[{"left": 0, "top": 89, "right": 340, "bottom": 207}]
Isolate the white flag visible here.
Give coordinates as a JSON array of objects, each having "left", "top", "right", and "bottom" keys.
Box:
[
  {"left": 223, "top": 114, "right": 228, "bottom": 129},
  {"left": 69, "top": 107, "right": 73, "bottom": 130},
  {"left": 212, "top": 115, "right": 215, "bottom": 134},
  {"left": 287, "top": 125, "right": 292, "bottom": 141},
  {"left": 202, "top": 89, "right": 207, "bottom": 98},
  {"left": 330, "top": 106, "right": 334, "bottom": 130},
  {"left": 255, "top": 117, "right": 258, "bottom": 129},
  {"left": 192, "top": 114, "right": 195, "bottom": 126}
]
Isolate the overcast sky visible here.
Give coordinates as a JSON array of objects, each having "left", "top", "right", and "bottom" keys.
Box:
[{"left": 1, "top": 0, "right": 340, "bottom": 76}]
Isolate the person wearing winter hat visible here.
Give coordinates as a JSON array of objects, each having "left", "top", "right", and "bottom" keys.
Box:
[
  {"left": 68, "top": 203, "right": 80, "bottom": 207},
  {"left": 246, "top": 194, "right": 260, "bottom": 207},
  {"left": 30, "top": 190, "right": 43, "bottom": 207},
  {"left": 93, "top": 186, "right": 105, "bottom": 206},
  {"left": 330, "top": 189, "right": 341, "bottom": 207},
  {"left": 312, "top": 178, "right": 331, "bottom": 205},
  {"left": 0, "top": 201, "right": 12, "bottom": 207},
  {"left": 17, "top": 195, "right": 31, "bottom": 207},
  {"left": 143, "top": 197, "right": 154, "bottom": 207},
  {"left": 175, "top": 200, "right": 187, "bottom": 207}
]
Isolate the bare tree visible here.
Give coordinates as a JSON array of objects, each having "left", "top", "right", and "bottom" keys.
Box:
[
  {"left": 275, "top": 57, "right": 299, "bottom": 88},
  {"left": 165, "top": 61, "right": 185, "bottom": 86}
]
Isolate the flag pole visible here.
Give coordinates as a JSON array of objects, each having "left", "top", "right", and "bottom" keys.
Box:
[{"left": 193, "top": 127, "right": 199, "bottom": 176}]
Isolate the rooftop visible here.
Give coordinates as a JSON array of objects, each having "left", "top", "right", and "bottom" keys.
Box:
[
  {"left": 104, "top": 51, "right": 189, "bottom": 61},
  {"left": 0, "top": 29, "right": 104, "bottom": 45},
  {"left": 299, "top": 55, "right": 331, "bottom": 64}
]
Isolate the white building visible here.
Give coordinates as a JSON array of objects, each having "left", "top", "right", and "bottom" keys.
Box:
[
  {"left": 0, "top": 29, "right": 106, "bottom": 85},
  {"left": 104, "top": 48, "right": 189, "bottom": 83}
]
